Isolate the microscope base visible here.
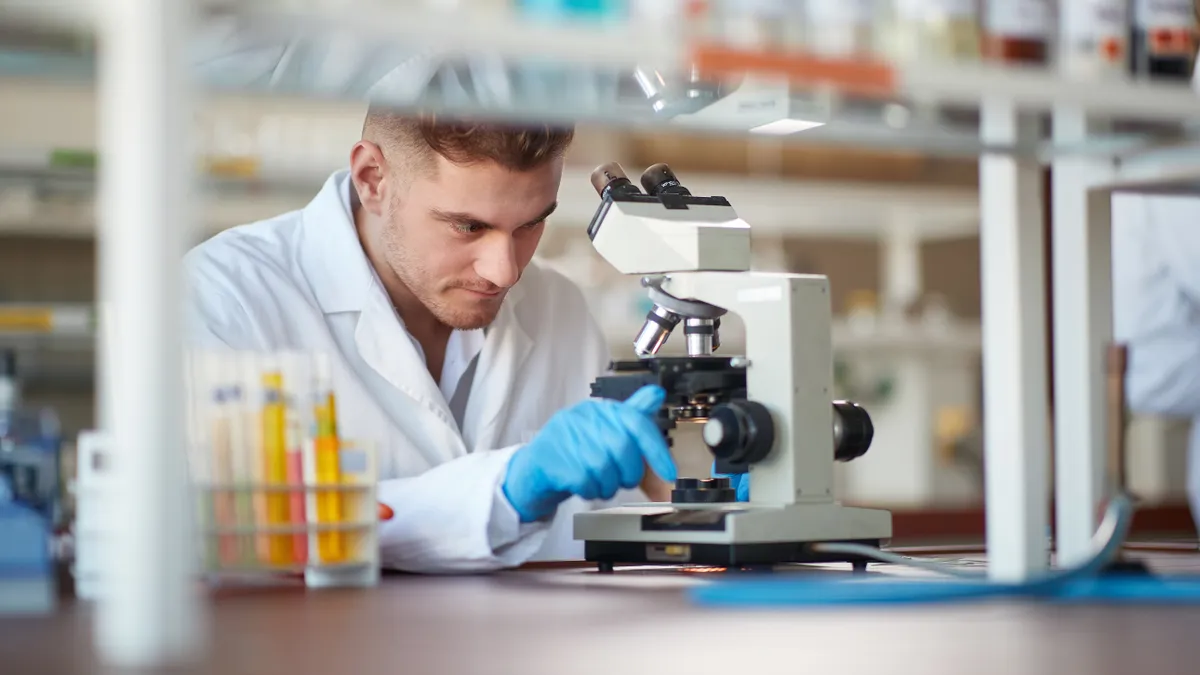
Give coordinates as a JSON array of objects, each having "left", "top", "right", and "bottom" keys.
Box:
[
  {"left": 574, "top": 502, "right": 892, "bottom": 571},
  {"left": 583, "top": 539, "right": 883, "bottom": 572}
]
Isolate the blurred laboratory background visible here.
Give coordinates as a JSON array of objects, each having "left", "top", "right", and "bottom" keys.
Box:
[
  {"left": 1, "top": 0, "right": 1199, "bottom": 584},
  {"left": 8, "top": 0, "right": 1200, "bottom": 673}
]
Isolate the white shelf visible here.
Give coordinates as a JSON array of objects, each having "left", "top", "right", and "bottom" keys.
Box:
[
  {"left": 1105, "top": 146, "right": 1200, "bottom": 194},
  {"left": 0, "top": 303, "right": 93, "bottom": 337},
  {"left": 3, "top": 5, "right": 1200, "bottom": 154},
  {"left": 0, "top": 77, "right": 979, "bottom": 241},
  {"left": 0, "top": 157, "right": 980, "bottom": 242}
]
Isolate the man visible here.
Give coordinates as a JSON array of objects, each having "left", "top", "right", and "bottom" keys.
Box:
[
  {"left": 1110, "top": 58, "right": 1200, "bottom": 529},
  {"left": 183, "top": 107, "right": 677, "bottom": 573},
  {"left": 1112, "top": 192, "right": 1200, "bottom": 526}
]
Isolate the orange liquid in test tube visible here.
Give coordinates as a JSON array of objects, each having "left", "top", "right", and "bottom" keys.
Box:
[
  {"left": 262, "top": 371, "right": 293, "bottom": 565},
  {"left": 313, "top": 357, "right": 345, "bottom": 564},
  {"left": 283, "top": 357, "right": 308, "bottom": 564}
]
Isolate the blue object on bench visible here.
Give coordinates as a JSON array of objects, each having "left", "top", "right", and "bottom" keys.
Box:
[{"left": 688, "top": 574, "right": 1200, "bottom": 608}]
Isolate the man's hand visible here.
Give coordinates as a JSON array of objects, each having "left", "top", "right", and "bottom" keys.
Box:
[{"left": 502, "top": 385, "right": 677, "bottom": 523}]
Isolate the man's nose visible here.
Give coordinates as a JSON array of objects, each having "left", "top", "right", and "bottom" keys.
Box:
[{"left": 475, "top": 234, "right": 520, "bottom": 289}]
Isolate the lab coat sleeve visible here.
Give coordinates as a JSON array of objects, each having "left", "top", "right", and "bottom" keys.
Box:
[
  {"left": 1148, "top": 196, "right": 1200, "bottom": 304},
  {"left": 375, "top": 444, "right": 552, "bottom": 573},
  {"left": 1114, "top": 195, "right": 1200, "bottom": 417},
  {"left": 181, "top": 258, "right": 257, "bottom": 350}
]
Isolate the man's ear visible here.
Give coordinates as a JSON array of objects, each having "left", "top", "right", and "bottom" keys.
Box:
[{"left": 349, "top": 141, "right": 388, "bottom": 216}]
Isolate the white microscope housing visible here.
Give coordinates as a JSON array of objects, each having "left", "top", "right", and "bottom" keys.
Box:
[{"left": 572, "top": 162, "right": 892, "bottom": 571}]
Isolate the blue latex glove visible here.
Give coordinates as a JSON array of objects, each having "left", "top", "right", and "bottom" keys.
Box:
[
  {"left": 712, "top": 462, "right": 750, "bottom": 502},
  {"left": 503, "top": 385, "right": 677, "bottom": 523}
]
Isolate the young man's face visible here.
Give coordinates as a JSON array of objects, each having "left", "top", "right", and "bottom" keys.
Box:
[{"left": 381, "top": 155, "right": 562, "bottom": 330}]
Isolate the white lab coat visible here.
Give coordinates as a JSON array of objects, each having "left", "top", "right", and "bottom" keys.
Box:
[
  {"left": 183, "top": 169, "right": 639, "bottom": 573},
  {"left": 1111, "top": 62, "right": 1200, "bottom": 524},
  {"left": 1112, "top": 192, "right": 1200, "bottom": 522}
]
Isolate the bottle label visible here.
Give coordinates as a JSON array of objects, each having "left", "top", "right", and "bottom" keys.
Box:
[
  {"left": 1136, "top": 0, "right": 1196, "bottom": 28},
  {"left": 897, "top": 0, "right": 978, "bottom": 20},
  {"left": 1064, "top": 0, "right": 1129, "bottom": 41},
  {"left": 986, "top": 0, "right": 1055, "bottom": 38}
]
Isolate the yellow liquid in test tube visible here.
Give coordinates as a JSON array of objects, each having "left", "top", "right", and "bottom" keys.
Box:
[
  {"left": 314, "top": 386, "right": 345, "bottom": 563},
  {"left": 262, "top": 371, "right": 293, "bottom": 565}
]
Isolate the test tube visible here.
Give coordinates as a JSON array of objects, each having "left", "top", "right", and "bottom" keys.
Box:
[
  {"left": 182, "top": 350, "right": 216, "bottom": 571},
  {"left": 312, "top": 352, "right": 345, "bottom": 564},
  {"left": 239, "top": 351, "right": 271, "bottom": 564},
  {"left": 202, "top": 351, "right": 238, "bottom": 567},
  {"left": 281, "top": 351, "right": 309, "bottom": 565},
  {"left": 261, "top": 357, "right": 293, "bottom": 566},
  {"left": 224, "top": 354, "right": 254, "bottom": 566}
]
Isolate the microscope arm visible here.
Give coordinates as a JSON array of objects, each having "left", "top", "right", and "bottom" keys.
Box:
[{"left": 660, "top": 272, "right": 838, "bottom": 506}]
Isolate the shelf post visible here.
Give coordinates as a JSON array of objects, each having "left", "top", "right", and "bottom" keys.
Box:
[
  {"left": 979, "top": 99, "right": 1050, "bottom": 582},
  {"left": 95, "top": 0, "right": 205, "bottom": 667},
  {"left": 1050, "top": 108, "right": 1115, "bottom": 567}
]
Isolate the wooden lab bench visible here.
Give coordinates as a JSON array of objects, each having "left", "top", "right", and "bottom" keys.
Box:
[{"left": 5, "top": 548, "right": 1200, "bottom": 675}]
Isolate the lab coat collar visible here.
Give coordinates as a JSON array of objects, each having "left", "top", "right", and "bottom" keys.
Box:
[
  {"left": 354, "top": 269, "right": 533, "bottom": 461},
  {"left": 460, "top": 291, "right": 533, "bottom": 451},
  {"left": 298, "top": 170, "right": 375, "bottom": 314},
  {"left": 298, "top": 171, "right": 535, "bottom": 458}
]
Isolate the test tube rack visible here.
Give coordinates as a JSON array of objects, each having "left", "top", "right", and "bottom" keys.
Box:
[
  {"left": 192, "top": 438, "right": 380, "bottom": 589},
  {"left": 73, "top": 431, "right": 380, "bottom": 596}
]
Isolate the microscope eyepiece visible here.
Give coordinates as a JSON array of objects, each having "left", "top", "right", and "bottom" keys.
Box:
[
  {"left": 640, "top": 163, "right": 691, "bottom": 197},
  {"left": 590, "top": 162, "right": 643, "bottom": 201}
]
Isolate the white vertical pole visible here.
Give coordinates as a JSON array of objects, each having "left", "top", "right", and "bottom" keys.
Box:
[
  {"left": 95, "top": 0, "right": 205, "bottom": 667},
  {"left": 979, "top": 99, "right": 1050, "bottom": 582},
  {"left": 1050, "top": 108, "right": 1115, "bottom": 567}
]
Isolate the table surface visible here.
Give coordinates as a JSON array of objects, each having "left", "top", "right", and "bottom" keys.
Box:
[{"left": 7, "top": 550, "right": 1200, "bottom": 675}]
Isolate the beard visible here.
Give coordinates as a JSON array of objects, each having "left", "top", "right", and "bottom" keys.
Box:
[{"left": 380, "top": 211, "right": 506, "bottom": 331}]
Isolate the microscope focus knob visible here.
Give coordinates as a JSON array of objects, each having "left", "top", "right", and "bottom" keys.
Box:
[
  {"left": 703, "top": 401, "right": 774, "bottom": 466},
  {"left": 833, "top": 401, "right": 873, "bottom": 462}
]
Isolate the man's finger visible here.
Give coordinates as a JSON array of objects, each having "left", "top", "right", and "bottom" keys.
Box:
[
  {"left": 623, "top": 384, "right": 666, "bottom": 414},
  {"left": 613, "top": 404, "right": 677, "bottom": 483},
  {"left": 595, "top": 408, "right": 646, "bottom": 489}
]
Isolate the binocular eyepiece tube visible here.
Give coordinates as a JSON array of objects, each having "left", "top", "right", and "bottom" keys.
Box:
[
  {"left": 640, "top": 163, "right": 691, "bottom": 197},
  {"left": 590, "top": 162, "right": 643, "bottom": 201},
  {"left": 590, "top": 162, "right": 692, "bottom": 200}
]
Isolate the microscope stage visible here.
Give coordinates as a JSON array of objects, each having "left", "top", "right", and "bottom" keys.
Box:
[{"left": 574, "top": 502, "right": 892, "bottom": 569}]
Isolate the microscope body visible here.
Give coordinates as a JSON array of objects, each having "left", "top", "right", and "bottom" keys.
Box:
[{"left": 572, "top": 163, "right": 892, "bottom": 570}]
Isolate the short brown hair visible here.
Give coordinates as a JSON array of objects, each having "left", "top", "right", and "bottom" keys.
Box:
[{"left": 362, "top": 106, "right": 574, "bottom": 173}]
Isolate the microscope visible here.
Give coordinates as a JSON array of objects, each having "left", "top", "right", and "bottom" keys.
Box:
[{"left": 572, "top": 162, "right": 892, "bottom": 572}]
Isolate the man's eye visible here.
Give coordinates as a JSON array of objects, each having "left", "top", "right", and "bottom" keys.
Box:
[
  {"left": 455, "top": 223, "right": 484, "bottom": 234},
  {"left": 521, "top": 220, "right": 545, "bottom": 230}
]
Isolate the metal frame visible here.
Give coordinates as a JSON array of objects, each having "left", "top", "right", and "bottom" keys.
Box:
[
  {"left": 978, "top": 100, "right": 1051, "bottom": 582},
  {"left": 1050, "top": 109, "right": 1117, "bottom": 568},
  {"left": 93, "top": 0, "right": 203, "bottom": 667}
]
